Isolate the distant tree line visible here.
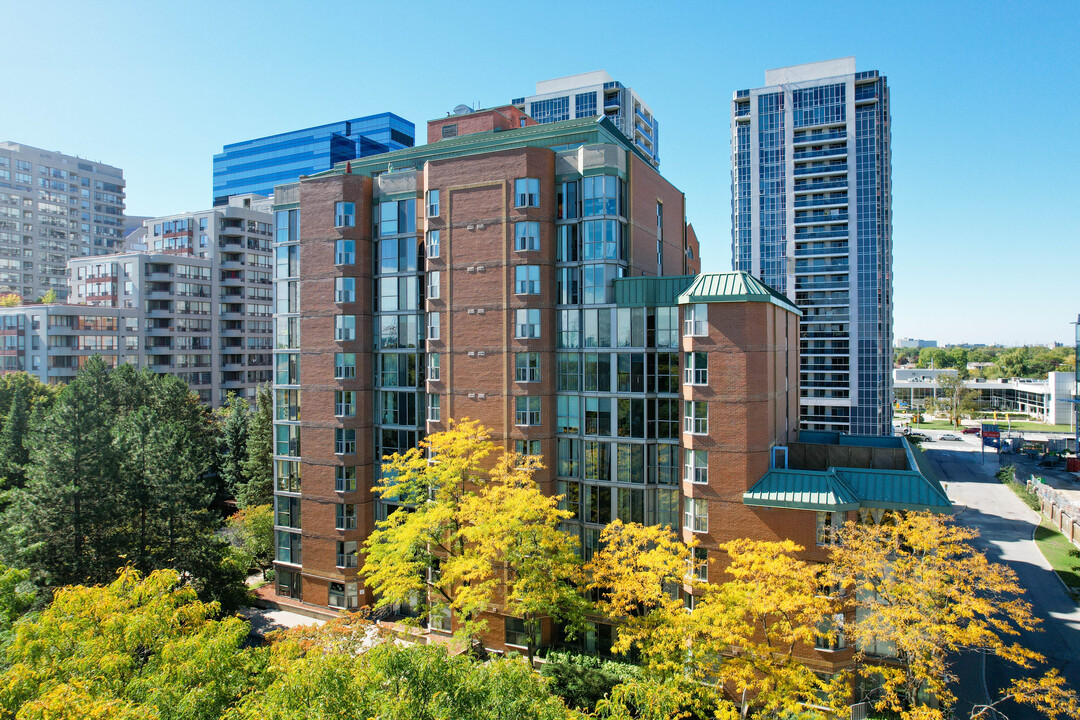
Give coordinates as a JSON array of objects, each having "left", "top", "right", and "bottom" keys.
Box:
[{"left": 895, "top": 345, "right": 1074, "bottom": 379}]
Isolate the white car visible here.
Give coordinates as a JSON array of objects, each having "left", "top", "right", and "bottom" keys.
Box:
[{"left": 939, "top": 433, "right": 961, "bottom": 441}]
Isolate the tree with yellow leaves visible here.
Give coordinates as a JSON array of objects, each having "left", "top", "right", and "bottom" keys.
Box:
[
  {"left": 0, "top": 568, "right": 265, "bottom": 719},
  {"left": 829, "top": 511, "right": 1080, "bottom": 720},
  {"left": 586, "top": 523, "right": 839, "bottom": 720},
  {"left": 362, "top": 419, "right": 586, "bottom": 655}
]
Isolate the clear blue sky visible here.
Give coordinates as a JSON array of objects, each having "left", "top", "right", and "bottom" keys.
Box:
[{"left": 2, "top": 0, "right": 1077, "bottom": 345}]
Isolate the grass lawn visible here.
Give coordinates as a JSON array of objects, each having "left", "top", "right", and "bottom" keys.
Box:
[
  {"left": 1034, "top": 518, "right": 1080, "bottom": 592},
  {"left": 980, "top": 421, "right": 1074, "bottom": 433},
  {"left": 905, "top": 420, "right": 962, "bottom": 430},
  {"left": 901, "top": 418, "right": 1073, "bottom": 433}
]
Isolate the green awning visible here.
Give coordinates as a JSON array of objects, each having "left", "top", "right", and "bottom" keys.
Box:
[
  {"left": 743, "top": 469, "right": 860, "bottom": 511},
  {"left": 834, "top": 469, "right": 952, "bottom": 512},
  {"left": 744, "top": 466, "right": 952, "bottom": 513}
]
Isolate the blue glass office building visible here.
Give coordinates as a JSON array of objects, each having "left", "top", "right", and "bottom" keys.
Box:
[
  {"left": 213, "top": 113, "right": 415, "bottom": 205},
  {"left": 731, "top": 58, "right": 893, "bottom": 436}
]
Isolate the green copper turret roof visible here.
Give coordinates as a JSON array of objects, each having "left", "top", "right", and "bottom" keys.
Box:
[{"left": 677, "top": 272, "right": 800, "bottom": 315}]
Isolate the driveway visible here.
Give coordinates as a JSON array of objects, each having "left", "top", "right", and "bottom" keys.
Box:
[{"left": 921, "top": 437, "right": 1080, "bottom": 720}]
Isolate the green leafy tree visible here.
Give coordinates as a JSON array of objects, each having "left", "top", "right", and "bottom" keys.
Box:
[
  {"left": 0, "top": 562, "right": 34, "bottom": 643},
  {"left": 541, "top": 651, "right": 641, "bottom": 713},
  {"left": 0, "top": 371, "right": 59, "bottom": 420},
  {"left": 937, "top": 372, "right": 978, "bottom": 427},
  {"left": 239, "top": 384, "right": 272, "bottom": 508},
  {"left": 228, "top": 504, "right": 273, "bottom": 570},
  {"left": 996, "top": 346, "right": 1031, "bottom": 378},
  {"left": 918, "top": 347, "right": 968, "bottom": 372},
  {"left": 0, "top": 568, "right": 267, "bottom": 720},
  {"left": 37, "top": 289, "right": 58, "bottom": 304},
  {"left": 231, "top": 628, "right": 580, "bottom": 720},
  {"left": 218, "top": 393, "right": 250, "bottom": 500},
  {"left": 0, "top": 293, "right": 20, "bottom": 307}
]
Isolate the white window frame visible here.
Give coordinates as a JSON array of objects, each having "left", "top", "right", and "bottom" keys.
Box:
[
  {"left": 427, "top": 270, "right": 441, "bottom": 299},
  {"left": 427, "top": 311, "right": 440, "bottom": 341},
  {"left": 684, "top": 449, "right": 708, "bottom": 484},
  {"left": 335, "top": 277, "right": 355, "bottom": 303},
  {"left": 427, "top": 189, "right": 440, "bottom": 217},
  {"left": 514, "top": 265, "right": 540, "bottom": 295},
  {"left": 515, "top": 352, "right": 540, "bottom": 383},
  {"left": 335, "top": 503, "right": 357, "bottom": 530},
  {"left": 515, "top": 221, "right": 539, "bottom": 251},
  {"left": 426, "top": 230, "right": 440, "bottom": 258},
  {"left": 684, "top": 303, "right": 707, "bottom": 337},
  {"left": 515, "top": 308, "right": 540, "bottom": 339},
  {"left": 335, "top": 466, "right": 356, "bottom": 492},
  {"left": 334, "top": 201, "right": 355, "bottom": 228},
  {"left": 336, "top": 540, "right": 358, "bottom": 568},
  {"left": 334, "top": 352, "right": 356, "bottom": 380},
  {"left": 816, "top": 511, "right": 843, "bottom": 546},
  {"left": 515, "top": 396, "right": 541, "bottom": 426},
  {"left": 683, "top": 401, "right": 708, "bottom": 435},
  {"left": 427, "top": 353, "right": 440, "bottom": 381},
  {"left": 687, "top": 547, "right": 707, "bottom": 582},
  {"left": 335, "top": 390, "right": 356, "bottom": 417},
  {"left": 335, "top": 428, "right": 356, "bottom": 455},
  {"left": 815, "top": 613, "right": 846, "bottom": 651},
  {"left": 335, "top": 315, "right": 356, "bottom": 342},
  {"left": 684, "top": 351, "right": 708, "bottom": 385},
  {"left": 427, "top": 394, "right": 441, "bottom": 422},
  {"left": 515, "top": 178, "right": 540, "bottom": 208},
  {"left": 684, "top": 497, "right": 708, "bottom": 533},
  {"left": 334, "top": 239, "right": 355, "bottom": 265}
]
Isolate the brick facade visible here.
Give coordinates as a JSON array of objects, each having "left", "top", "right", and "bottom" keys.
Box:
[{"left": 273, "top": 110, "right": 843, "bottom": 665}]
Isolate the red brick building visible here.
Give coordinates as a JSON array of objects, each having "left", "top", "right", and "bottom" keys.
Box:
[{"left": 270, "top": 107, "right": 945, "bottom": 666}]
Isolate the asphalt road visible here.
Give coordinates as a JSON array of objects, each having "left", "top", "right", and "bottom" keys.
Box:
[{"left": 921, "top": 436, "right": 1080, "bottom": 720}]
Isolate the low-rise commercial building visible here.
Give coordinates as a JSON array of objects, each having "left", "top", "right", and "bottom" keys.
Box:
[
  {"left": 893, "top": 368, "right": 1075, "bottom": 425},
  {"left": 895, "top": 337, "right": 936, "bottom": 349}
]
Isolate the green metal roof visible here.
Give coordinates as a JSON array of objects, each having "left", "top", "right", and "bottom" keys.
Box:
[
  {"left": 676, "top": 272, "right": 800, "bottom": 315},
  {"left": 613, "top": 276, "right": 696, "bottom": 307},
  {"left": 744, "top": 464, "right": 951, "bottom": 514},
  {"left": 834, "top": 469, "right": 952, "bottom": 512},
  {"left": 743, "top": 469, "right": 860, "bottom": 511}
]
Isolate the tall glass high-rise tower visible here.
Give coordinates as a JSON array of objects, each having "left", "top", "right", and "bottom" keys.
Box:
[{"left": 731, "top": 58, "right": 893, "bottom": 435}]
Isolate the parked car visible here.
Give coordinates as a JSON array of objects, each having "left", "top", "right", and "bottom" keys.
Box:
[
  {"left": 940, "top": 433, "right": 961, "bottom": 441},
  {"left": 962, "top": 427, "right": 980, "bottom": 435},
  {"left": 906, "top": 433, "right": 929, "bottom": 443}
]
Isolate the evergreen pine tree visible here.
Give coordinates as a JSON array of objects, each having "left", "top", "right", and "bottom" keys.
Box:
[
  {"left": 219, "top": 393, "right": 249, "bottom": 500},
  {"left": 0, "top": 386, "right": 30, "bottom": 491},
  {"left": 17, "top": 356, "right": 120, "bottom": 586},
  {"left": 238, "top": 384, "right": 273, "bottom": 508}
]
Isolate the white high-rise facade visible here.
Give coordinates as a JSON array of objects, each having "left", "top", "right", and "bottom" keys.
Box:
[
  {"left": 0, "top": 142, "right": 126, "bottom": 301},
  {"left": 731, "top": 58, "right": 893, "bottom": 435},
  {"left": 513, "top": 71, "right": 660, "bottom": 167}
]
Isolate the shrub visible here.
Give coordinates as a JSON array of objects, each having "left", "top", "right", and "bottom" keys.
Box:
[{"left": 540, "top": 650, "right": 640, "bottom": 711}]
